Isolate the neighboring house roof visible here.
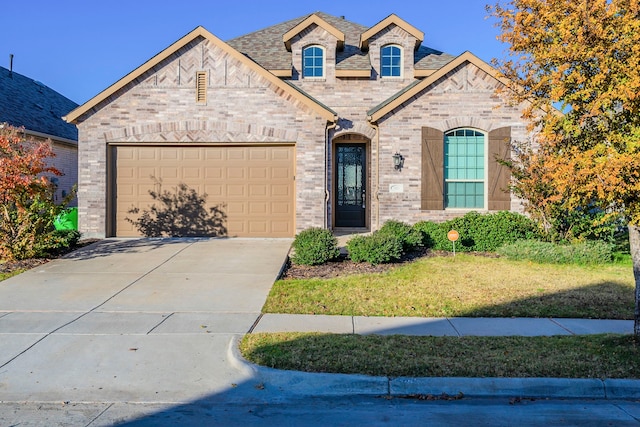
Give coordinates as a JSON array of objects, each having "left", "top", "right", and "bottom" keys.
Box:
[
  {"left": 227, "top": 12, "right": 455, "bottom": 75},
  {"left": 0, "top": 65, "right": 78, "bottom": 142},
  {"left": 65, "top": 26, "right": 337, "bottom": 124},
  {"left": 367, "top": 51, "right": 510, "bottom": 123}
]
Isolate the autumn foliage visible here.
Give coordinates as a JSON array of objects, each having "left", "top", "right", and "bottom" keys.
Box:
[
  {"left": 0, "top": 124, "right": 74, "bottom": 260},
  {"left": 488, "top": 0, "right": 640, "bottom": 334},
  {"left": 489, "top": 0, "right": 640, "bottom": 230}
]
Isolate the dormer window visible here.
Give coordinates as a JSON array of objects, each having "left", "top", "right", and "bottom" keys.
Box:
[
  {"left": 381, "top": 45, "right": 402, "bottom": 77},
  {"left": 303, "top": 45, "right": 324, "bottom": 78}
]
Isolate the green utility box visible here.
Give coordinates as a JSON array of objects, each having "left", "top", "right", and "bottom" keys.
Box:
[{"left": 54, "top": 207, "right": 78, "bottom": 231}]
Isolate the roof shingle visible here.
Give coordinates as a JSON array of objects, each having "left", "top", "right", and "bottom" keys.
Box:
[
  {"left": 0, "top": 66, "right": 78, "bottom": 141},
  {"left": 226, "top": 12, "right": 455, "bottom": 73}
]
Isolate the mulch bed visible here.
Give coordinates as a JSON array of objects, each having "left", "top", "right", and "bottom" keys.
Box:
[
  {"left": 281, "top": 248, "right": 440, "bottom": 280},
  {"left": 0, "top": 258, "right": 51, "bottom": 273},
  {"left": 280, "top": 249, "right": 502, "bottom": 280}
]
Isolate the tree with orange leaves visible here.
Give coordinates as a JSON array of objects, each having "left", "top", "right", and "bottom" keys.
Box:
[
  {"left": 0, "top": 124, "right": 75, "bottom": 260},
  {"left": 488, "top": 0, "right": 640, "bottom": 334}
]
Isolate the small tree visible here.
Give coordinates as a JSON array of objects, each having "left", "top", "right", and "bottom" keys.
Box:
[
  {"left": 489, "top": 1, "right": 640, "bottom": 334},
  {"left": 0, "top": 124, "right": 68, "bottom": 260}
]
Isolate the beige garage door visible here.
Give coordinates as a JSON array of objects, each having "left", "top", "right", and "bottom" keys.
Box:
[{"left": 114, "top": 145, "right": 294, "bottom": 237}]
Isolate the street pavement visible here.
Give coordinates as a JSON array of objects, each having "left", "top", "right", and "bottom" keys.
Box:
[{"left": 0, "top": 237, "right": 639, "bottom": 426}]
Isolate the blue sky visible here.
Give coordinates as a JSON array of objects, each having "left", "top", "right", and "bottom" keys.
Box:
[{"left": 2, "top": 0, "right": 505, "bottom": 105}]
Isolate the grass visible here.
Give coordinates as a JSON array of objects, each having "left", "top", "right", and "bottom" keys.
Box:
[
  {"left": 0, "top": 270, "right": 22, "bottom": 281},
  {"left": 249, "top": 254, "right": 639, "bottom": 378},
  {"left": 264, "top": 254, "right": 635, "bottom": 319},
  {"left": 241, "top": 332, "right": 640, "bottom": 379}
]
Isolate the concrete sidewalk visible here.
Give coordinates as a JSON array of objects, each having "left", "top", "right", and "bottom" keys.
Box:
[{"left": 251, "top": 313, "right": 633, "bottom": 336}]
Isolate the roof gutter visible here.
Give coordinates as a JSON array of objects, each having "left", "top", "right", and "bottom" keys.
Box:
[{"left": 23, "top": 129, "right": 78, "bottom": 147}]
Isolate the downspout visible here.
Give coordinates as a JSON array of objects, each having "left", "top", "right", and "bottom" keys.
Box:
[
  {"left": 325, "top": 119, "right": 337, "bottom": 230},
  {"left": 367, "top": 118, "right": 380, "bottom": 230}
]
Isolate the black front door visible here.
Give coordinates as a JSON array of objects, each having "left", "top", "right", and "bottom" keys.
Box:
[{"left": 335, "top": 144, "right": 366, "bottom": 227}]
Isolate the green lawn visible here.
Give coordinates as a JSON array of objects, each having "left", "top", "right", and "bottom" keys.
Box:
[
  {"left": 264, "top": 254, "right": 634, "bottom": 319},
  {"left": 241, "top": 333, "right": 640, "bottom": 378},
  {"left": 0, "top": 270, "right": 23, "bottom": 281},
  {"left": 245, "top": 254, "right": 640, "bottom": 378}
]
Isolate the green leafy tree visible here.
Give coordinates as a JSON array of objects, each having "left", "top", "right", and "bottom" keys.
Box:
[{"left": 488, "top": 0, "right": 640, "bottom": 334}]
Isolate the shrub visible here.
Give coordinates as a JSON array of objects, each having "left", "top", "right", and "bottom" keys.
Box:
[
  {"left": 536, "top": 203, "right": 624, "bottom": 245},
  {"left": 379, "top": 220, "right": 423, "bottom": 252},
  {"left": 40, "top": 230, "right": 82, "bottom": 257},
  {"left": 0, "top": 124, "right": 77, "bottom": 261},
  {"left": 497, "top": 240, "right": 614, "bottom": 264},
  {"left": 413, "top": 220, "right": 449, "bottom": 250},
  {"left": 0, "top": 194, "right": 75, "bottom": 260},
  {"left": 347, "top": 232, "right": 403, "bottom": 265},
  {"left": 414, "top": 211, "right": 540, "bottom": 253},
  {"left": 469, "top": 211, "right": 541, "bottom": 252},
  {"left": 291, "top": 228, "right": 340, "bottom": 266}
]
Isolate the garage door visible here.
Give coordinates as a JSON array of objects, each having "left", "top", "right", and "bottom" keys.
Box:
[{"left": 114, "top": 145, "right": 294, "bottom": 237}]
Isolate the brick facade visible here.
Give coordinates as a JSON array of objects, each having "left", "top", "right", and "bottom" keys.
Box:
[
  {"left": 289, "top": 27, "right": 527, "bottom": 230},
  {"left": 50, "top": 141, "right": 78, "bottom": 206},
  {"left": 76, "top": 36, "right": 328, "bottom": 238},
  {"left": 72, "top": 15, "right": 530, "bottom": 238},
  {"left": 24, "top": 134, "right": 78, "bottom": 207}
]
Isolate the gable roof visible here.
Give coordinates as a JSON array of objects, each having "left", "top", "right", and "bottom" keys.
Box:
[
  {"left": 282, "top": 13, "right": 345, "bottom": 51},
  {"left": 0, "top": 66, "right": 78, "bottom": 142},
  {"left": 227, "top": 12, "right": 453, "bottom": 76},
  {"left": 359, "top": 14, "right": 424, "bottom": 51},
  {"left": 367, "top": 51, "right": 511, "bottom": 123},
  {"left": 65, "top": 26, "right": 337, "bottom": 124}
]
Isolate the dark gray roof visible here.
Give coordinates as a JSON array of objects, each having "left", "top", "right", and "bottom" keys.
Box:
[
  {"left": 227, "top": 12, "right": 455, "bottom": 72},
  {"left": 0, "top": 66, "right": 78, "bottom": 141}
]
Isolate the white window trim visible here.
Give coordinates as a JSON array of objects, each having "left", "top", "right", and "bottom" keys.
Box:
[
  {"left": 380, "top": 44, "right": 403, "bottom": 79},
  {"left": 302, "top": 45, "right": 326, "bottom": 79},
  {"left": 443, "top": 128, "right": 489, "bottom": 211}
]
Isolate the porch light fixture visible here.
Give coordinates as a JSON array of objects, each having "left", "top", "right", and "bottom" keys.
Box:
[{"left": 393, "top": 152, "right": 404, "bottom": 171}]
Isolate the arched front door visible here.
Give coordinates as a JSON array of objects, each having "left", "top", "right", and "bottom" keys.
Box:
[{"left": 334, "top": 143, "right": 366, "bottom": 227}]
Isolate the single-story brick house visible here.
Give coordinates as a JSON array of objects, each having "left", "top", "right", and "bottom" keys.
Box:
[
  {"left": 1, "top": 65, "right": 78, "bottom": 205},
  {"left": 64, "top": 12, "right": 527, "bottom": 239}
]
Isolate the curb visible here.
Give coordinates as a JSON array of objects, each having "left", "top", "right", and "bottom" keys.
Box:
[{"left": 229, "top": 336, "right": 640, "bottom": 400}]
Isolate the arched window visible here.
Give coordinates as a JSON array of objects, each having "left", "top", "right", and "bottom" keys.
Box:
[
  {"left": 381, "top": 45, "right": 402, "bottom": 77},
  {"left": 303, "top": 45, "right": 324, "bottom": 78},
  {"left": 444, "top": 129, "right": 486, "bottom": 208}
]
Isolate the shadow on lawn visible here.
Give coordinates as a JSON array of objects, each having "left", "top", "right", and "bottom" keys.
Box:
[{"left": 453, "top": 280, "right": 634, "bottom": 320}]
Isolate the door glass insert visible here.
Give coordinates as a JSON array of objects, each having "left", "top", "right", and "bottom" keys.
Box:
[{"left": 335, "top": 144, "right": 366, "bottom": 227}]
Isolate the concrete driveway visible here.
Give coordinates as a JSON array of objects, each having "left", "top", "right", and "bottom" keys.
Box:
[{"left": 0, "top": 238, "right": 291, "bottom": 404}]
